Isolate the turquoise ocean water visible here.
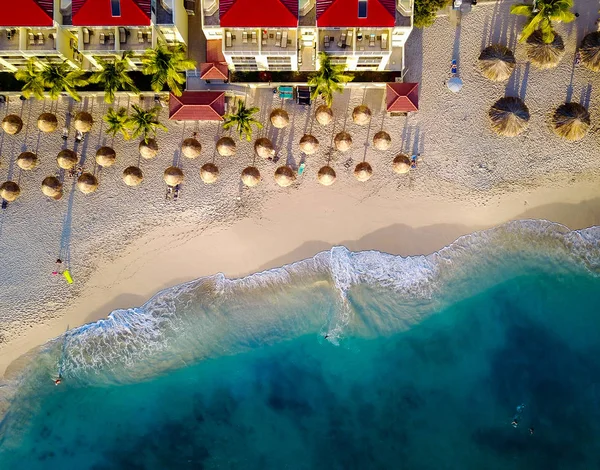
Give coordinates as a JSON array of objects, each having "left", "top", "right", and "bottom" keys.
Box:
[{"left": 1, "top": 220, "right": 599, "bottom": 469}]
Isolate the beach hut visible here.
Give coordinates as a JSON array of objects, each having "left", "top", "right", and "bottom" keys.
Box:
[
  {"left": 352, "top": 105, "right": 372, "bottom": 125},
  {"left": 446, "top": 77, "right": 463, "bottom": 93},
  {"left": 315, "top": 105, "right": 333, "bottom": 125},
  {"left": 95, "top": 147, "right": 117, "bottom": 167},
  {"left": 181, "top": 138, "right": 202, "bottom": 159},
  {"left": 551, "top": 102, "right": 590, "bottom": 141},
  {"left": 41, "top": 176, "right": 63, "bottom": 200},
  {"left": 392, "top": 154, "right": 411, "bottom": 174},
  {"left": 373, "top": 131, "right": 392, "bottom": 151},
  {"left": 2, "top": 115, "right": 23, "bottom": 135},
  {"left": 270, "top": 108, "right": 289, "bottom": 129},
  {"left": 299, "top": 134, "right": 319, "bottom": 155},
  {"left": 241, "top": 166, "right": 260, "bottom": 187},
  {"left": 139, "top": 139, "right": 159, "bottom": 159},
  {"left": 254, "top": 138, "right": 276, "bottom": 159},
  {"left": 317, "top": 166, "right": 336, "bottom": 186},
  {"left": 56, "top": 149, "right": 78, "bottom": 170},
  {"left": 37, "top": 113, "right": 58, "bottom": 133},
  {"left": 580, "top": 32, "right": 600, "bottom": 72},
  {"left": 164, "top": 166, "right": 184, "bottom": 186},
  {"left": 123, "top": 166, "right": 143, "bottom": 187},
  {"left": 74, "top": 112, "right": 93, "bottom": 133},
  {"left": 526, "top": 31, "right": 565, "bottom": 69},
  {"left": 16, "top": 152, "right": 38, "bottom": 170},
  {"left": 334, "top": 131, "right": 353, "bottom": 152},
  {"left": 0, "top": 181, "right": 21, "bottom": 201},
  {"left": 216, "top": 136, "right": 236, "bottom": 157},
  {"left": 200, "top": 163, "right": 219, "bottom": 184},
  {"left": 275, "top": 166, "right": 296, "bottom": 187},
  {"left": 489, "top": 97, "right": 530, "bottom": 137},
  {"left": 478, "top": 45, "right": 516, "bottom": 81},
  {"left": 77, "top": 173, "right": 98, "bottom": 194}
]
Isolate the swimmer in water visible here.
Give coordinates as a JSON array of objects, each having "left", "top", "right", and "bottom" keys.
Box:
[
  {"left": 511, "top": 419, "right": 518, "bottom": 428},
  {"left": 54, "top": 378, "right": 61, "bottom": 386},
  {"left": 529, "top": 427, "right": 534, "bottom": 435}
]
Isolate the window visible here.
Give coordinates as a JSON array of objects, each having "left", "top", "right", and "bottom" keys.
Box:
[
  {"left": 111, "top": 0, "right": 121, "bottom": 17},
  {"left": 358, "top": 0, "right": 367, "bottom": 18}
]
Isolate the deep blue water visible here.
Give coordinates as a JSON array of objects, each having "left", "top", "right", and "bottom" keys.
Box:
[{"left": 0, "top": 222, "right": 599, "bottom": 469}]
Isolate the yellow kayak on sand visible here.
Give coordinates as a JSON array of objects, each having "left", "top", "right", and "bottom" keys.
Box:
[{"left": 63, "top": 270, "right": 73, "bottom": 284}]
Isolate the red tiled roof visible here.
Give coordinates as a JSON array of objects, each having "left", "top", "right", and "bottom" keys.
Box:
[
  {"left": 200, "top": 63, "right": 229, "bottom": 80},
  {"left": 206, "top": 40, "right": 226, "bottom": 63},
  {"left": 220, "top": 0, "right": 298, "bottom": 27},
  {"left": 169, "top": 92, "right": 225, "bottom": 121},
  {"left": 317, "top": 0, "right": 396, "bottom": 27},
  {"left": 72, "top": 0, "right": 151, "bottom": 26},
  {"left": 0, "top": 0, "right": 54, "bottom": 27},
  {"left": 386, "top": 82, "right": 419, "bottom": 112}
]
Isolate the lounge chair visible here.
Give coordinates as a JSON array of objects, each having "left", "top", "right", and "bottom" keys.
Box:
[
  {"left": 324, "top": 35, "right": 330, "bottom": 49},
  {"left": 242, "top": 31, "right": 248, "bottom": 44},
  {"left": 347, "top": 30, "right": 353, "bottom": 48},
  {"left": 381, "top": 33, "right": 388, "bottom": 49},
  {"left": 37, "top": 33, "right": 44, "bottom": 45},
  {"left": 225, "top": 31, "right": 232, "bottom": 47},
  {"left": 337, "top": 33, "right": 346, "bottom": 47},
  {"left": 99, "top": 32, "right": 105, "bottom": 44},
  {"left": 281, "top": 31, "right": 288, "bottom": 49},
  {"left": 251, "top": 31, "right": 257, "bottom": 44},
  {"left": 109, "top": 32, "right": 115, "bottom": 45},
  {"left": 275, "top": 31, "right": 282, "bottom": 47},
  {"left": 83, "top": 28, "right": 90, "bottom": 44},
  {"left": 119, "top": 27, "right": 126, "bottom": 44},
  {"left": 138, "top": 30, "right": 144, "bottom": 43},
  {"left": 262, "top": 30, "right": 267, "bottom": 45},
  {"left": 369, "top": 33, "right": 375, "bottom": 47},
  {"left": 28, "top": 33, "right": 35, "bottom": 46}
]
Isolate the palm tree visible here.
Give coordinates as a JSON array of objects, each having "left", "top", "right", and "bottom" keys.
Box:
[
  {"left": 104, "top": 107, "right": 130, "bottom": 140},
  {"left": 127, "top": 104, "right": 167, "bottom": 143},
  {"left": 38, "top": 60, "right": 88, "bottom": 101},
  {"left": 510, "top": 0, "right": 575, "bottom": 43},
  {"left": 15, "top": 59, "right": 46, "bottom": 100},
  {"left": 89, "top": 52, "right": 139, "bottom": 103},
  {"left": 308, "top": 52, "right": 353, "bottom": 107},
  {"left": 222, "top": 100, "right": 263, "bottom": 141},
  {"left": 141, "top": 43, "right": 196, "bottom": 96}
]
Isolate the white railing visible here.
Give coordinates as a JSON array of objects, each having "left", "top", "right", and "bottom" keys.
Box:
[{"left": 397, "top": 0, "right": 413, "bottom": 16}]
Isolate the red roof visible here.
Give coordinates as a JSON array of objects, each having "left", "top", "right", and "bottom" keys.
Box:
[
  {"left": 200, "top": 63, "right": 229, "bottom": 80},
  {"left": 220, "top": 0, "right": 298, "bottom": 27},
  {"left": 0, "top": 0, "right": 54, "bottom": 27},
  {"left": 72, "top": 0, "right": 151, "bottom": 26},
  {"left": 386, "top": 83, "right": 419, "bottom": 112},
  {"left": 317, "top": 0, "right": 396, "bottom": 27},
  {"left": 169, "top": 92, "right": 225, "bottom": 121},
  {"left": 206, "top": 40, "right": 226, "bottom": 63}
]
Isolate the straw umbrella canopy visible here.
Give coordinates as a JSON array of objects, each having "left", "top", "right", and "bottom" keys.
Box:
[
  {"left": 37, "top": 113, "right": 58, "bottom": 133},
  {"left": 200, "top": 162, "right": 219, "bottom": 184},
  {"left": 315, "top": 105, "right": 334, "bottom": 125},
  {"left": 254, "top": 137, "right": 276, "bottom": 159},
  {"left": 478, "top": 44, "right": 516, "bottom": 81},
  {"left": 580, "top": 32, "right": 600, "bottom": 72},
  {"left": 275, "top": 166, "right": 296, "bottom": 187},
  {"left": 270, "top": 108, "right": 290, "bottom": 129},
  {"left": 317, "top": 165, "right": 336, "bottom": 186},
  {"left": 2, "top": 115, "right": 23, "bottom": 135},
  {"left": 181, "top": 138, "right": 202, "bottom": 159},
  {"left": 139, "top": 139, "right": 159, "bottom": 159},
  {"left": 241, "top": 166, "right": 261, "bottom": 187},
  {"left": 74, "top": 112, "right": 94, "bottom": 133},
  {"left": 16, "top": 152, "right": 38, "bottom": 170},
  {"left": 551, "top": 102, "right": 590, "bottom": 141},
  {"left": 216, "top": 136, "right": 236, "bottom": 157},
  {"left": 354, "top": 162, "right": 373, "bottom": 182},
  {"left": 393, "top": 154, "right": 411, "bottom": 174},
  {"left": 57, "top": 149, "right": 78, "bottom": 169},
  {"left": 334, "top": 131, "right": 353, "bottom": 152},
  {"left": 0, "top": 181, "right": 20, "bottom": 201},
  {"left": 299, "top": 134, "right": 319, "bottom": 155},
  {"left": 164, "top": 166, "right": 184, "bottom": 187},
  {"left": 373, "top": 131, "right": 392, "bottom": 151},
  {"left": 41, "top": 176, "right": 63, "bottom": 200},
  {"left": 526, "top": 31, "right": 565, "bottom": 69},
  {"left": 95, "top": 146, "right": 116, "bottom": 167},
  {"left": 489, "top": 97, "right": 530, "bottom": 137},
  {"left": 123, "top": 166, "right": 143, "bottom": 187},
  {"left": 352, "top": 105, "right": 372, "bottom": 126},
  {"left": 77, "top": 172, "right": 99, "bottom": 194}
]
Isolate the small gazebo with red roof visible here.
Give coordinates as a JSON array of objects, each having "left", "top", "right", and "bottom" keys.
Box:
[
  {"left": 200, "top": 39, "right": 229, "bottom": 81},
  {"left": 386, "top": 83, "right": 419, "bottom": 113},
  {"left": 169, "top": 92, "right": 225, "bottom": 121},
  {"left": 0, "top": 0, "right": 54, "bottom": 27}
]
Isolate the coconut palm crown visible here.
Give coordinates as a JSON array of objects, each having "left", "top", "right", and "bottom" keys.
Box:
[
  {"left": 510, "top": 0, "right": 575, "bottom": 44},
  {"left": 89, "top": 51, "right": 139, "bottom": 103},
  {"left": 222, "top": 100, "right": 263, "bottom": 141},
  {"left": 127, "top": 105, "right": 167, "bottom": 143},
  {"left": 14, "top": 59, "right": 46, "bottom": 100},
  {"left": 308, "top": 52, "right": 353, "bottom": 107},
  {"left": 141, "top": 43, "right": 196, "bottom": 96},
  {"left": 104, "top": 107, "right": 130, "bottom": 140},
  {"left": 15, "top": 59, "right": 88, "bottom": 101}
]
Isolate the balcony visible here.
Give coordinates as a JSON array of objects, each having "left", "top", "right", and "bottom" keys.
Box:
[
  {"left": 0, "top": 29, "right": 22, "bottom": 52},
  {"left": 81, "top": 27, "right": 152, "bottom": 53},
  {"left": 119, "top": 28, "right": 153, "bottom": 51},
  {"left": 354, "top": 29, "right": 390, "bottom": 54},
  {"left": 25, "top": 29, "right": 59, "bottom": 52},
  {"left": 223, "top": 29, "right": 259, "bottom": 54},
  {"left": 319, "top": 29, "right": 354, "bottom": 55},
  {"left": 81, "top": 28, "right": 118, "bottom": 52},
  {"left": 260, "top": 29, "right": 296, "bottom": 54}
]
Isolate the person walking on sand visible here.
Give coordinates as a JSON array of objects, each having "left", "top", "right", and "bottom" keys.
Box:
[{"left": 52, "top": 258, "right": 63, "bottom": 276}]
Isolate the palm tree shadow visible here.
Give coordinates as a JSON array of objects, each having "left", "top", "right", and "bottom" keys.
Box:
[
  {"left": 579, "top": 84, "right": 592, "bottom": 109},
  {"left": 59, "top": 181, "right": 77, "bottom": 269}
]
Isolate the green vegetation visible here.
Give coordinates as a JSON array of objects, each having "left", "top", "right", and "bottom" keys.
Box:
[
  {"left": 222, "top": 100, "right": 263, "bottom": 141},
  {"left": 510, "top": 0, "right": 575, "bottom": 43},
  {"left": 15, "top": 59, "right": 88, "bottom": 101},
  {"left": 89, "top": 52, "right": 139, "bottom": 103},
  {"left": 103, "top": 107, "right": 131, "bottom": 140},
  {"left": 414, "top": 0, "right": 451, "bottom": 28},
  {"left": 127, "top": 105, "right": 167, "bottom": 143},
  {"left": 141, "top": 43, "right": 196, "bottom": 97},
  {"left": 308, "top": 52, "right": 353, "bottom": 107}
]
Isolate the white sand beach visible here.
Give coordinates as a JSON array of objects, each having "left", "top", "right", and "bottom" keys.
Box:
[{"left": 1, "top": 1, "right": 600, "bottom": 377}]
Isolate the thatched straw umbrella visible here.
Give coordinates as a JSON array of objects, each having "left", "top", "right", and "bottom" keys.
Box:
[
  {"left": 334, "top": 131, "right": 352, "bottom": 152},
  {"left": 41, "top": 176, "right": 63, "bottom": 200},
  {"left": 299, "top": 134, "right": 319, "bottom": 155},
  {"left": 200, "top": 162, "right": 219, "bottom": 184},
  {"left": 139, "top": 139, "right": 159, "bottom": 159},
  {"left": 164, "top": 166, "right": 184, "bottom": 186},
  {"left": 77, "top": 172, "right": 98, "bottom": 194},
  {"left": 317, "top": 166, "right": 336, "bottom": 186},
  {"left": 580, "top": 32, "right": 600, "bottom": 72},
  {"left": 57, "top": 149, "right": 78, "bottom": 169},
  {"left": 181, "top": 138, "right": 202, "bottom": 159},
  {"left": 373, "top": 131, "right": 392, "bottom": 151},
  {"left": 37, "top": 113, "right": 58, "bottom": 133},
  {"left": 315, "top": 105, "right": 333, "bottom": 125},
  {"left": 526, "top": 31, "right": 565, "bottom": 69},
  {"left": 95, "top": 146, "right": 116, "bottom": 167},
  {"left": 2, "top": 115, "right": 23, "bottom": 135},
  {"left": 254, "top": 137, "right": 275, "bottom": 159},
  {"left": 352, "top": 105, "right": 372, "bottom": 126},
  {"left": 270, "top": 108, "right": 289, "bottom": 129},
  {"left": 489, "top": 97, "right": 530, "bottom": 137},
  {"left": 0, "top": 181, "right": 20, "bottom": 201},
  {"left": 478, "top": 44, "right": 516, "bottom": 81},
  {"left": 16, "top": 152, "right": 38, "bottom": 170},
  {"left": 216, "top": 136, "right": 236, "bottom": 157},
  {"left": 275, "top": 166, "right": 296, "bottom": 187},
  {"left": 393, "top": 154, "right": 411, "bottom": 174},
  {"left": 551, "top": 102, "right": 590, "bottom": 141},
  {"left": 74, "top": 112, "right": 93, "bottom": 133},
  {"left": 123, "top": 166, "right": 143, "bottom": 187},
  {"left": 354, "top": 162, "right": 373, "bottom": 182},
  {"left": 241, "top": 166, "right": 260, "bottom": 187}
]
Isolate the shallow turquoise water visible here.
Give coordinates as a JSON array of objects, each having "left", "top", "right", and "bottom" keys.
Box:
[{"left": 1, "top": 221, "right": 599, "bottom": 469}]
